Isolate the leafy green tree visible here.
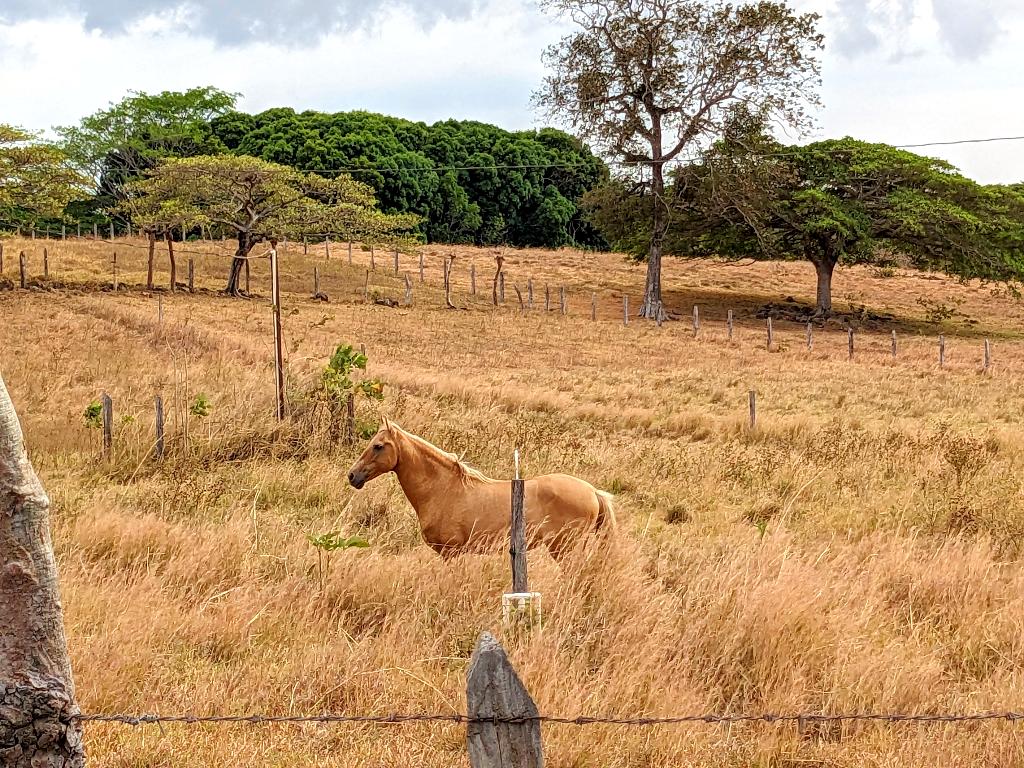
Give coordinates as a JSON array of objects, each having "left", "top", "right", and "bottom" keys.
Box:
[
  {"left": 0, "top": 125, "right": 85, "bottom": 227},
  {"left": 533, "top": 0, "right": 823, "bottom": 319},
  {"left": 128, "top": 155, "right": 417, "bottom": 296},
  {"left": 57, "top": 87, "right": 238, "bottom": 210}
]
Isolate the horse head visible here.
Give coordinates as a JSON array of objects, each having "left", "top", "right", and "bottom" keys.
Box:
[{"left": 347, "top": 416, "right": 399, "bottom": 489}]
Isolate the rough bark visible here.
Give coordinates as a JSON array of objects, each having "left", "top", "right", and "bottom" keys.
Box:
[
  {"left": 0, "top": 375, "right": 84, "bottom": 767},
  {"left": 811, "top": 252, "right": 837, "bottom": 315},
  {"left": 226, "top": 232, "right": 256, "bottom": 297},
  {"left": 639, "top": 162, "right": 668, "bottom": 321},
  {"left": 164, "top": 231, "right": 176, "bottom": 292}
]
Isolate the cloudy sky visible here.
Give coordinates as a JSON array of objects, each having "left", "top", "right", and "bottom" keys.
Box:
[{"left": 0, "top": 0, "right": 1021, "bottom": 183}]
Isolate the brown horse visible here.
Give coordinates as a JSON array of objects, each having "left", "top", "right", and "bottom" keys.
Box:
[{"left": 347, "top": 417, "right": 615, "bottom": 558}]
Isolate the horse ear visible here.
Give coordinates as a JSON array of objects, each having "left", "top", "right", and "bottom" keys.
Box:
[{"left": 381, "top": 414, "right": 391, "bottom": 432}]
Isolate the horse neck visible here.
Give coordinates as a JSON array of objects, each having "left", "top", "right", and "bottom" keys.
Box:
[{"left": 392, "top": 430, "right": 467, "bottom": 514}]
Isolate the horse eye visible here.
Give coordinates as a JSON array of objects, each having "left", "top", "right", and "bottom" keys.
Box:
[{"left": 373, "top": 444, "right": 384, "bottom": 451}]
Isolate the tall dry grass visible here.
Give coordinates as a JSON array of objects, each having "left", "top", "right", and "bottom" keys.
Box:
[{"left": 3, "top": 235, "right": 1024, "bottom": 766}]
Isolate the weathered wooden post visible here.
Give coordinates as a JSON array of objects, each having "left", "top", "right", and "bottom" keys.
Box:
[
  {"left": 510, "top": 449, "right": 527, "bottom": 593},
  {"left": 345, "top": 393, "right": 355, "bottom": 444},
  {"left": 527, "top": 279, "right": 533, "bottom": 309},
  {"left": 984, "top": 339, "right": 991, "bottom": 372},
  {"left": 623, "top": 296, "right": 629, "bottom": 325},
  {"left": 848, "top": 328, "right": 854, "bottom": 361},
  {"left": 0, "top": 241, "right": 4, "bottom": 274},
  {"left": 492, "top": 255, "right": 504, "bottom": 306},
  {"left": 154, "top": 395, "right": 165, "bottom": 460},
  {"left": 806, "top": 321, "right": 813, "bottom": 351},
  {"left": 939, "top": 335, "right": 945, "bottom": 368},
  {"left": 591, "top": 292, "right": 597, "bottom": 321},
  {"left": 393, "top": 245, "right": 399, "bottom": 275},
  {"left": 270, "top": 243, "right": 286, "bottom": 421},
  {"left": 109, "top": 221, "right": 115, "bottom": 240},
  {"left": 127, "top": 221, "right": 133, "bottom": 239},
  {"left": 19, "top": 251, "right": 27, "bottom": 289},
  {"left": 727, "top": 309, "right": 734, "bottom": 340},
  {"left": 444, "top": 257, "right": 456, "bottom": 309},
  {"left": 419, "top": 252, "right": 425, "bottom": 283},
  {"left": 514, "top": 285, "right": 525, "bottom": 314},
  {"left": 61, "top": 224, "right": 66, "bottom": 240},
  {"left": 76, "top": 222, "right": 81, "bottom": 238},
  {"left": 404, "top": 272, "right": 413, "bottom": 306},
  {"left": 748, "top": 390, "right": 757, "bottom": 431},
  {"left": 313, "top": 266, "right": 322, "bottom": 299},
  {"left": 0, "top": 375, "right": 86, "bottom": 768},
  {"left": 559, "top": 287, "right": 566, "bottom": 316},
  {"left": 93, "top": 222, "right": 98, "bottom": 239},
  {"left": 101, "top": 392, "right": 113, "bottom": 457},
  {"left": 470, "top": 263, "right": 476, "bottom": 295},
  {"left": 348, "top": 240, "right": 353, "bottom": 266},
  {"left": 692, "top": 305, "right": 700, "bottom": 336},
  {"left": 544, "top": 285, "right": 550, "bottom": 313},
  {"left": 45, "top": 226, "right": 50, "bottom": 240},
  {"left": 370, "top": 243, "right": 375, "bottom": 270},
  {"left": 325, "top": 235, "right": 331, "bottom": 260},
  {"left": 112, "top": 251, "right": 118, "bottom": 291},
  {"left": 188, "top": 259, "right": 195, "bottom": 293},
  {"left": 466, "top": 632, "right": 543, "bottom": 768},
  {"left": 766, "top": 317, "right": 773, "bottom": 350},
  {"left": 499, "top": 272, "right": 506, "bottom": 304},
  {"left": 303, "top": 236, "right": 308, "bottom": 255},
  {"left": 891, "top": 330, "right": 898, "bottom": 358}
]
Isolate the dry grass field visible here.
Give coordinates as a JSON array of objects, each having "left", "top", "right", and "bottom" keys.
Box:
[{"left": 3, "top": 234, "right": 1024, "bottom": 767}]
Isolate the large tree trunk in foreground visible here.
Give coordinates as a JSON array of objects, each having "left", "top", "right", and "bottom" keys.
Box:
[
  {"left": 0, "top": 375, "right": 85, "bottom": 767},
  {"left": 639, "top": 161, "right": 668, "bottom": 321},
  {"left": 225, "top": 232, "right": 255, "bottom": 297},
  {"left": 811, "top": 253, "right": 838, "bottom": 315}
]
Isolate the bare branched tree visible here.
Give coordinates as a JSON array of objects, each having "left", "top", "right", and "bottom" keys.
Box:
[{"left": 534, "top": 0, "right": 823, "bottom": 319}]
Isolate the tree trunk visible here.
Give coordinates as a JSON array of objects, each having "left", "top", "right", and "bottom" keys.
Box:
[
  {"left": 811, "top": 253, "right": 837, "bottom": 315},
  {"left": 225, "top": 232, "right": 255, "bottom": 297},
  {"left": 146, "top": 231, "right": 155, "bottom": 290},
  {"left": 165, "top": 231, "right": 176, "bottom": 292},
  {"left": 0, "top": 375, "right": 85, "bottom": 767},
  {"left": 640, "top": 161, "right": 668, "bottom": 321}
]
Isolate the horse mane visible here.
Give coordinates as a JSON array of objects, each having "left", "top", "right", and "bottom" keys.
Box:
[{"left": 392, "top": 424, "right": 495, "bottom": 485}]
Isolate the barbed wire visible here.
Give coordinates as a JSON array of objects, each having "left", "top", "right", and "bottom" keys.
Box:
[{"left": 73, "top": 710, "right": 1024, "bottom": 727}]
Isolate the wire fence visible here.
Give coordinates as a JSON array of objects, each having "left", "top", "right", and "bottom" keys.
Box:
[{"left": 73, "top": 709, "right": 1024, "bottom": 728}]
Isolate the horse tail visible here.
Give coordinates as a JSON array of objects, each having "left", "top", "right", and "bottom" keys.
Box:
[{"left": 595, "top": 490, "right": 617, "bottom": 535}]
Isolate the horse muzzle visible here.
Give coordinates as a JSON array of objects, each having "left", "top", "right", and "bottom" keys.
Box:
[{"left": 348, "top": 470, "right": 366, "bottom": 489}]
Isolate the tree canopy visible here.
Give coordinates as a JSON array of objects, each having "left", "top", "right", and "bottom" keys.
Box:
[
  {"left": 0, "top": 125, "right": 85, "bottom": 227},
  {"left": 534, "top": 0, "right": 823, "bottom": 319},
  {"left": 209, "top": 109, "right": 608, "bottom": 249},
  {"left": 587, "top": 122, "right": 1024, "bottom": 314},
  {"left": 128, "top": 155, "right": 417, "bottom": 295}
]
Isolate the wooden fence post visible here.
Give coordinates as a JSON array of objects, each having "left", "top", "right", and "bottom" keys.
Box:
[
  {"left": 370, "top": 243, "right": 375, "bottom": 270},
  {"left": 61, "top": 224, "right": 66, "bottom": 240},
  {"left": 419, "top": 252, "right": 425, "bottom": 283},
  {"left": 559, "top": 287, "right": 566, "bottom": 316},
  {"left": 325, "top": 235, "right": 331, "bottom": 260},
  {"left": 93, "top": 222, "right": 98, "bottom": 239},
  {"left": 0, "top": 241, "right": 4, "bottom": 274},
  {"left": 154, "top": 395, "right": 165, "bottom": 460},
  {"left": 348, "top": 240, "right": 353, "bottom": 266},
  {"left": 43, "top": 247, "right": 48, "bottom": 279},
  {"left": 748, "top": 390, "right": 757, "bottom": 431},
  {"left": 510, "top": 450, "right": 527, "bottom": 593},
  {"left": 527, "top": 279, "right": 533, "bottom": 309},
  {"left": 112, "top": 251, "right": 118, "bottom": 291},
  {"left": 544, "top": 285, "right": 550, "bottom": 312},
  {"left": 313, "top": 266, "right": 321, "bottom": 298},
  {"left": 109, "top": 221, "right": 114, "bottom": 240},
  {"left": 470, "top": 263, "right": 476, "bottom": 295},
  {"left": 394, "top": 245, "right": 399, "bottom": 275},
  {"left": 766, "top": 317, "right": 773, "bottom": 351},
  {"left": 514, "top": 285, "right": 525, "bottom": 314},
  {"left": 466, "top": 632, "right": 543, "bottom": 768},
  {"left": 101, "top": 392, "right": 113, "bottom": 457},
  {"left": 303, "top": 236, "right": 308, "bottom": 255},
  {"left": 591, "top": 292, "right": 597, "bottom": 321},
  {"left": 404, "top": 273, "right": 413, "bottom": 306},
  {"left": 984, "top": 339, "right": 991, "bottom": 372},
  {"left": 19, "top": 251, "right": 26, "bottom": 289},
  {"left": 364, "top": 269, "right": 370, "bottom": 302},
  {"left": 727, "top": 310, "right": 734, "bottom": 340},
  {"left": 188, "top": 258, "right": 195, "bottom": 293},
  {"left": 444, "top": 258, "right": 456, "bottom": 309},
  {"left": 848, "top": 328, "right": 854, "bottom": 361},
  {"left": 806, "top": 321, "right": 813, "bottom": 351},
  {"left": 270, "top": 245, "right": 285, "bottom": 421},
  {"left": 692, "top": 305, "right": 700, "bottom": 337},
  {"left": 30, "top": 226, "right": 35, "bottom": 240},
  {"left": 499, "top": 272, "right": 505, "bottom": 304},
  {"left": 939, "top": 335, "right": 945, "bottom": 368},
  {"left": 623, "top": 296, "right": 629, "bottom": 325},
  {"left": 891, "top": 330, "right": 898, "bottom": 358},
  {"left": 345, "top": 393, "right": 355, "bottom": 444}
]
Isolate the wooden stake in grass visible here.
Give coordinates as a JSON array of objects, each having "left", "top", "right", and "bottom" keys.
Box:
[
  {"left": 984, "top": 339, "right": 991, "bottom": 372},
  {"left": 692, "top": 305, "right": 700, "bottom": 337},
  {"left": 101, "top": 392, "right": 113, "bottom": 457},
  {"left": 560, "top": 286, "right": 566, "bottom": 316},
  {"left": 348, "top": 240, "right": 353, "bottom": 266},
  {"left": 188, "top": 259, "right": 195, "bottom": 293},
  {"left": 303, "top": 236, "right": 308, "bottom": 255},
  {"left": 527, "top": 279, "right": 533, "bottom": 309},
  {"left": 43, "top": 247, "right": 48, "bottom": 279},
  {"left": 510, "top": 449, "right": 527, "bottom": 594},
  {"left": 419, "top": 252, "right": 425, "bottom": 283},
  {"left": 93, "top": 222, "right": 98, "bottom": 239},
  {"left": 499, "top": 271, "right": 506, "bottom": 304},
  {"left": 19, "top": 251, "right": 27, "bottom": 289},
  {"left": 848, "top": 328, "right": 854, "bottom": 361},
  {"left": 544, "top": 285, "right": 550, "bottom": 312},
  {"left": 326, "top": 235, "right": 331, "bottom": 260},
  {"left": 470, "top": 263, "right": 477, "bottom": 295},
  {"left": 748, "top": 390, "right": 757, "bottom": 430},
  {"left": 591, "top": 292, "right": 597, "bottom": 321},
  {"left": 370, "top": 243, "right": 375, "bottom": 270},
  {"left": 109, "top": 221, "right": 114, "bottom": 240},
  {"left": 939, "top": 335, "right": 945, "bottom": 368},
  {"left": 111, "top": 251, "right": 118, "bottom": 291},
  {"left": 404, "top": 272, "right": 412, "bottom": 306},
  {"left": 165, "top": 231, "right": 176, "bottom": 292},
  {"left": 270, "top": 244, "right": 285, "bottom": 422},
  {"left": 766, "top": 317, "right": 773, "bottom": 351},
  {"left": 623, "top": 295, "right": 629, "bottom": 325},
  {"left": 891, "top": 330, "right": 898, "bottom": 358},
  {"left": 154, "top": 395, "right": 165, "bottom": 460},
  {"left": 313, "top": 266, "right": 321, "bottom": 299},
  {"left": 806, "top": 321, "right": 813, "bottom": 351},
  {"left": 727, "top": 309, "right": 734, "bottom": 340},
  {"left": 492, "top": 254, "right": 503, "bottom": 306},
  {"left": 61, "top": 224, "right": 66, "bottom": 240},
  {"left": 444, "top": 257, "right": 456, "bottom": 309},
  {"left": 363, "top": 269, "right": 370, "bottom": 302},
  {"left": 514, "top": 284, "right": 525, "bottom": 314}
]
